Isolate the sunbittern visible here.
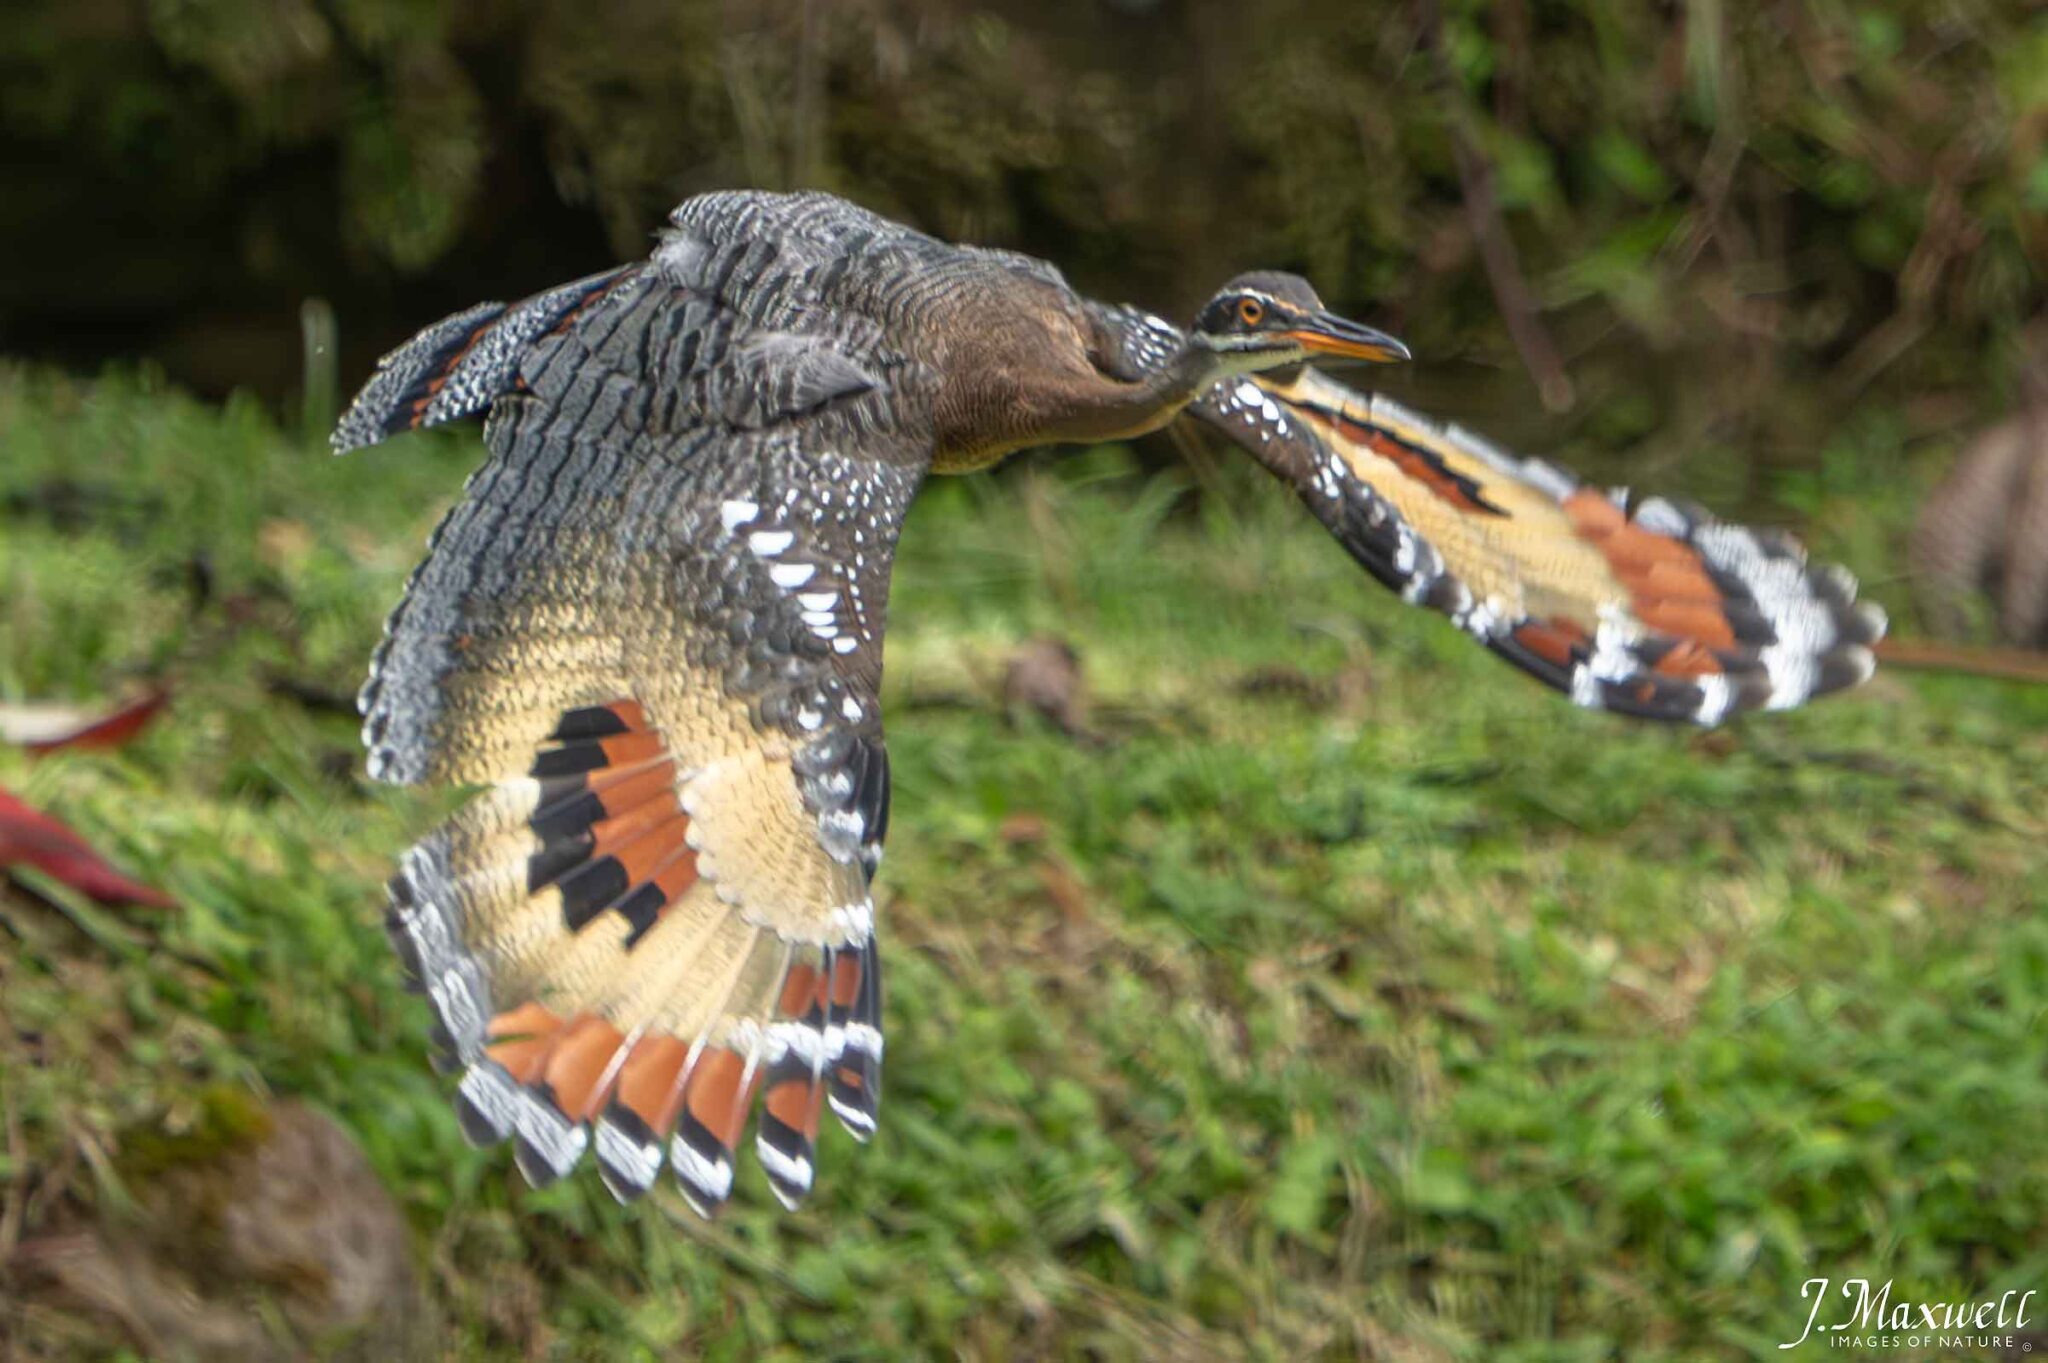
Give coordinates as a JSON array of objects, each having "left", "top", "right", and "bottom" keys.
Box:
[{"left": 335, "top": 190, "right": 1885, "bottom": 1216}]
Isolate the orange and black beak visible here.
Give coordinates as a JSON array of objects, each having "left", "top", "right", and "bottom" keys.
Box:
[{"left": 1285, "top": 313, "right": 1411, "bottom": 365}]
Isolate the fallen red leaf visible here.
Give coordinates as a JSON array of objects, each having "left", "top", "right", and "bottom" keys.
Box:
[
  {"left": 0, "top": 689, "right": 169, "bottom": 754},
  {"left": 0, "top": 788, "right": 175, "bottom": 907}
]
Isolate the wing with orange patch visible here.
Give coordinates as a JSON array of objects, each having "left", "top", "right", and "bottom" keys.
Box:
[
  {"left": 348, "top": 228, "right": 919, "bottom": 1215},
  {"left": 1089, "top": 301, "right": 1885, "bottom": 722},
  {"left": 1207, "top": 366, "right": 1886, "bottom": 723}
]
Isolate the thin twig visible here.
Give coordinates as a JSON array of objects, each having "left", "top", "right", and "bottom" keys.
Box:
[{"left": 1876, "top": 638, "right": 2048, "bottom": 685}]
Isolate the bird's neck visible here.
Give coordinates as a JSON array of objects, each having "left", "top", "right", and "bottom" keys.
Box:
[
  {"left": 932, "top": 336, "right": 1232, "bottom": 474},
  {"left": 1030, "top": 340, "right": 1227, "bottom": 448}
]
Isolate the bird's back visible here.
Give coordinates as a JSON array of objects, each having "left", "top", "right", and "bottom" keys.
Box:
[
  {"left": 335, "top": 188, "right": 1084, "bottom": 468},
  {"left": 659, "top": 191, "right": 1106, "bottom": 471}
]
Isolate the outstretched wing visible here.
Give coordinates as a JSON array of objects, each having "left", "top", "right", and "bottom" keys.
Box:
[
  {"left": 340, "top": 240, "right": 917, "bottom": 1215},
  {"left": 1097, "top": 306, "right": 1885, "bottom": 724}
]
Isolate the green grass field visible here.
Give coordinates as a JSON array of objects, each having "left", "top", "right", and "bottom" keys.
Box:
[{"left": 1, "top": 363, "right": 2043, "bottom": 1361}]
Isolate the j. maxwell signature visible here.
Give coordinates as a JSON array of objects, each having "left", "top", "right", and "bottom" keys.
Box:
[{"left": 1782, "top": 1278, "right": 2036, "bottom": 1350}]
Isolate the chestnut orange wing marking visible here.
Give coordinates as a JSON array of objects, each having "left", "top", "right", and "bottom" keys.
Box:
[
  {"left": 1339, "top": 418, "right": 1507, "bottom": 518},
  {"left": 1560, "top": 490, "right": 1741, "bottom": 648}
]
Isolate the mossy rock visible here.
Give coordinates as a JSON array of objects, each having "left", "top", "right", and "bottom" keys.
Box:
[{"left": 16, "top": 1099, "right": 433, "bottom": 1362}]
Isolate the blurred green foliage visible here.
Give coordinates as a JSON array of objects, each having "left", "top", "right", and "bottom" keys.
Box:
[{"left": 2, "top": 0, "right": 2043, "bottom": 475}]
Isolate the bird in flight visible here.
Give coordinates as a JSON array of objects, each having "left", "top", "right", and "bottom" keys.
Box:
[{"left": 335, "top": 191, "right": 1885, "bottom": 1217}]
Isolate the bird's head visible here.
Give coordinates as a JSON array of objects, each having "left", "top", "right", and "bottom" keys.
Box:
[{"left": 1190, "top": 271, "right": 1410, "bottom": 374}]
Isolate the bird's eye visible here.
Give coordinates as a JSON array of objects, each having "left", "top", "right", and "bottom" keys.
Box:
[{"left": 1238, "top": 298, "right": 1264, "bottom": 326}]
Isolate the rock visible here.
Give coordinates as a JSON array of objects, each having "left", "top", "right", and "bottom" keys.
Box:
[{"left": 11, "top": 1098, "right": 429, "bottom": 1361}]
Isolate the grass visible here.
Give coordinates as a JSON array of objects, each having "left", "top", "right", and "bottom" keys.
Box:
[{"left": 0, "top": 361, "right": 2042, "bottom": 1361}]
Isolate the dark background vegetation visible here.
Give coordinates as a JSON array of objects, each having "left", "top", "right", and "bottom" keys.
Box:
[
  {"left": 7, "top": 0, "right": 2045, "bottom": 483},
  {"left": 2, "top": 3, "right": 2045, "bottom": 1360}
]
